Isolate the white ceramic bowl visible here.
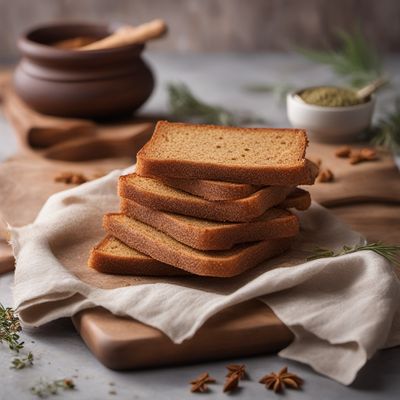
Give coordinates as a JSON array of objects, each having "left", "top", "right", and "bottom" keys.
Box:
[{"left": 286, "top": 89, "right": 375, "bottom": 143}]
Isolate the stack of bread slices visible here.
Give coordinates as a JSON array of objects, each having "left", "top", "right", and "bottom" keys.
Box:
[{"left": 89, "top": 121, "right": 318, "bottom": 278}]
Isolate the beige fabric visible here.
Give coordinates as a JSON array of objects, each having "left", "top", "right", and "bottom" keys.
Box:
[{"left": 8, "top": 167, "right": 400, "bottom": 385}]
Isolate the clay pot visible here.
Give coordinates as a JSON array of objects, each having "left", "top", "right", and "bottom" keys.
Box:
[{"left": 14, "top": 23, "right": 155, "bottom": 119}]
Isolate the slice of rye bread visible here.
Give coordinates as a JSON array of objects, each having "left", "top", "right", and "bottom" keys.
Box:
[
  {"left": 280, "top": 187, "right": 311, "bottom": 211},
  {"left": 123, "top": 199, "right": 299, "bottom": 250},
  {"left": 160, "top": 176, "right": 261, "bottom": 201},
  {"left": 136, "top": 121, "right": 315, "bottom": 185},
  {"left": 118, "top": 174, "right": 294, "bottom": 222},
  {"left": 160, "top": 160, "right": 319, "bottom": 201},
  {"left": 88, "top": 235, "right": 189, "bottom": 276},
  {"left": 103, "top": 213, "right": 293, "bottom": 277}
]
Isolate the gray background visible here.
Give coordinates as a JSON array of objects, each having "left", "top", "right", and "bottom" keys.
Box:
[{"left": 0, "top": 0, "right": 400, "bottom": 61}]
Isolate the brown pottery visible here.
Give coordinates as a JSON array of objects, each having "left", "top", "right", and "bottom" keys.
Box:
[{"left": 14, "top": 23, "right": 154, "bottom": 119}]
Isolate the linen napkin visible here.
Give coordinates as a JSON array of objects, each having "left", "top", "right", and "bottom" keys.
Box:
[{"left": 9, "top": 167, "right": 400, "bottom": 385}]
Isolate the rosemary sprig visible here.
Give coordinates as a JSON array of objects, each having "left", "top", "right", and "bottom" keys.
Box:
[
  {"left": 243, "top": 83, "right": 296, "bottom": 102},
  {"left": 370, "top": 98, "right": 400, "bottom": 151},
  {"left": 11, "top": 352, "right": 34, "bottom": 370},
  {"left": 307, "top": 242, "right": 400, "bottom": 267},
  {"left": 298, "top": 26, "right": 383, "bottom": 87},
  {"left": 30, "top": 378, "right": 75, "bottom": 398},
  {"left": 0, "top": 303, "right": 24, "bottom": 352},
  {"left": 167, "top": 82, "right": 266, "bottom": 125}
]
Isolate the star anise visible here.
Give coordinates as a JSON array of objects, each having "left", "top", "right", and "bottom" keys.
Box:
[
  {"left": 223, "top": 373, "right": 240, "bottom": 393},
  {"left": 259, "top": 366, "right": 303, "bottom": 393},
  {"left": 226, "top": 364, "right": 247, "bottom": 379},
  {"left": 190, "top": 372, "right": 216, "bottom": 393}
]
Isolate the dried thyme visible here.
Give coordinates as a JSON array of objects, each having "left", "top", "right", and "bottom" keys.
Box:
[
  {"left": 30, "top": 378, "right": 75, "bottom": 398},
  {"left": 0, "top": 304, "right": 24, "bottom": 352},
  {"left": 307, "top": 242, "right": 400, "bottom": 267}
]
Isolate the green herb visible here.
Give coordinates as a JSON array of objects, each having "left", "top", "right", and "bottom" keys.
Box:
[
  {"left": 31, "top": 378, "right": 75, "bottom": 398},
  {"left": 11, "top": 352, "right": 34, "bottom": 370},
  {"left": 243, "top": 83, "right": 296, "bottom": 102},
  {"left": 0, "top": 304, "right": 24, "bottom": 352},
  {"left": 370, "top": 98, "right": 400, "bottom": 151},
  {"left": 307, "top": 242, "right": 400, "bottom": 267},
  {"left": 298, "top": 26, "right": 383, "bottom": 87},
  {"left": 167, "top": 82, "right": 266, "bottom": 125}
]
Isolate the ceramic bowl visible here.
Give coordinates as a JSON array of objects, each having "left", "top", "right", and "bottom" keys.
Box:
[
  {"left": 14, "top": 22, "right": 154, "bottom": 119},
  {"left": 286, "top": 88, "right": 375, "bottom": 143}
]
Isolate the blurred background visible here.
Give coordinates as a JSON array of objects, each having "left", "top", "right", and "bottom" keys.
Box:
[
  {"left": 0, "top": 0, "right": 400, "bottom": 61},
  {"left": 1, "top": 0, "right": 399, "bottom": 160}
]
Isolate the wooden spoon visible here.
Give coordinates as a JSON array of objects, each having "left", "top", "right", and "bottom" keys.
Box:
[
  {"left": 355, "top": 77, "right": 388, "bottom": 101},
  {"left": 78, "top": 19, "right": 167, "bottom": 51}
]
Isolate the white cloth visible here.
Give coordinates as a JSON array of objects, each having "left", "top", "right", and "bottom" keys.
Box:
[{"left": 9, "top": 167, "right": 400, "bottom": 385}]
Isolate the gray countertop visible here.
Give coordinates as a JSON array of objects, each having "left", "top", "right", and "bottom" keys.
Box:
[{"left": 1, "top": 53, "right": 400, "bottom": 400}]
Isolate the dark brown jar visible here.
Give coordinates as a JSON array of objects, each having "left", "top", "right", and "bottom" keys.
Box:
[{"left": 14, "top": 23, "right": 155, "bottom": 119}]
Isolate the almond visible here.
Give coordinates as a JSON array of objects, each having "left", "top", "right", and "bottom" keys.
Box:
[
  {"left": 316, "top": 168, "right": 334, "bottom": 183},
  {"left": 360, "top": 148, "right": 377, "bottom": 160},
  {"left": 335, "top": 146, "right": 351, "bottom": 158},
  {"left": 349, "top": 151, "right": 363, "bottom": 165}
]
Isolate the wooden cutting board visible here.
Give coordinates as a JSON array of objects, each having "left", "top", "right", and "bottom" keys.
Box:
[
  {"left": 306, "top": 142, "right": 400, "bottom": 206},
  {"left": 0, "top": 79, "right": 156, "bottom": 161},
  {"left": 73, "top": 301, "right": 293, "bottom": 369}
]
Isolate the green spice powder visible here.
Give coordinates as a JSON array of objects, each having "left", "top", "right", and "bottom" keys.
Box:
[{"left": 300, "top": 86, "right": 363, "bottom": 107}]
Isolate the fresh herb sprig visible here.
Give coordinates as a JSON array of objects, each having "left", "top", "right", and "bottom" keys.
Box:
[
  {"left": 0, "top": 303, "right": 24, "bottom": 352},
  {"left": 298, "top": 26, "right": 383, "bottom": 87},
  {"left": 307, "top": 242, "right": 400, "bottom": 267},
  {"left": 243, "top": 83, "right": 296, "bottom": 102},
  {"left": 370, "top": 98, "right": 400, "bottom": 151},
  {"left": 167, "top": 82, "right": 266, "bottom": 125},
  {"left": 31, "top": 378, "right": 75, "bottom": 398}
]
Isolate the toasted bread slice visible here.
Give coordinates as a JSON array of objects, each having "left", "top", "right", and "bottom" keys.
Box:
[
  {"left": 137, "top": 121, "right": 313, "bottom": 185},
  {"left": 119, "top": 174, "right": 293, "bottom": 222},
  {"left": 161, "top": 176, "right": 261, "bottom": 201},
  {"left": 280, "top": 188, "right": 311, "bottom": 211},
  {"left": 123, "top": 199, "right": 299, "bottom": 250},
  {"left": 160, "top": 160, "right": 318, "bottom": 201},
  {"left": 88, "top": 235, "right": 188, "bottom": 276},
  {"left": 103, "top": 214, "right": 292, "bottom": 277}
]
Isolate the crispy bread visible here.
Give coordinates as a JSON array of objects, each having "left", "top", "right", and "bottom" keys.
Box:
[
  {"left": 119, "top": 174, "right": 293, "bottom": 222},
  {"left": 280, "top": 188, "right": 311, "bottom": 211},
  {"left": 137, "top": 121, "right": 313, "bottom": 185},
  {"left": 88, "top": 235, "right": 188, "bottom": 276},
  {"left": 161, "top": 176, "right": 260, "bottom": 201},
  {"left": 103, "top": 213, "right": 292, "bottom": 277},
  {"left": 123, "top": 199, "right": 299, "bottom": 250}
]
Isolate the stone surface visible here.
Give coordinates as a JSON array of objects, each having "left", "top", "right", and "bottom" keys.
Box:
[{"left": 0, "top": 53, "right": 400, "bottom": 399}]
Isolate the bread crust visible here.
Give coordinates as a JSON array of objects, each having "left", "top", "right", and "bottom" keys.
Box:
[
  {"left": 119, "top": 174, "right": 293, "bottom": 222},
  {"left": 123, "top": 199, "right": 299, "bottom": 250},
  {"left": 88, "top": 236, "right": 188, "bottom": 276},
  {"left": 137, "top": 157, "right": 312, "bottom": 186},
  {"left": 136, "top": 121, "right": 312, "bottom": 185},
  {"left": 160, "top": 176, "right": 260, "bottom": 200},
  {"left": 103, "top": 214, "right": 292, "bottom": 277},
  {"left": 280, "top": 188, "right": 311, "bottom": 211}
]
